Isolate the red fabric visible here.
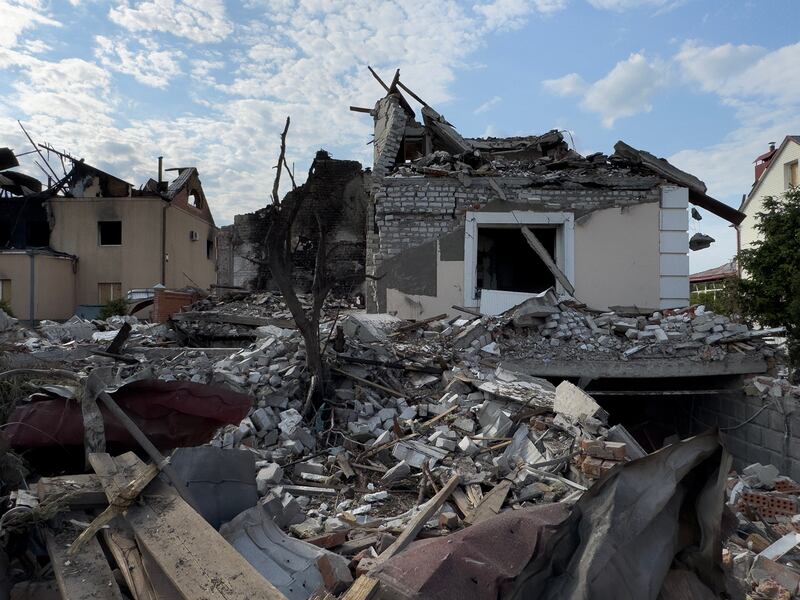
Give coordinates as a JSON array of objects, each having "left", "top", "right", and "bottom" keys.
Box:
[{"left": 6, "top": 380, "right": 252, "bottom": 450}]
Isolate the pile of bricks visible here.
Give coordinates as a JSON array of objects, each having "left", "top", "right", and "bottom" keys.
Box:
[{"left": 576, "top": 439, "right": 627, "bottom": 479}]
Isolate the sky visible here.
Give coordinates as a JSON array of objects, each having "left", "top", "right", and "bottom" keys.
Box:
[{"left": 2, "top": 0, "right": 799, "bottom": 274}]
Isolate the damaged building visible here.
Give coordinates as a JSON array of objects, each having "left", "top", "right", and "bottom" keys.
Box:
[
  {"left": 0, "top": 149, "right": 218, "bottom": 321},
  {"left": 359, "top": 84, "right": 745, "bottom": 319},
  {"left": 217, "top": 150, "right": 369, "bottom": 294}
]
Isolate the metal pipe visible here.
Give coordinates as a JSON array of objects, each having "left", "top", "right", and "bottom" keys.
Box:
[{"left": 158, "top": 156, "right": 163, "bottom": 184}]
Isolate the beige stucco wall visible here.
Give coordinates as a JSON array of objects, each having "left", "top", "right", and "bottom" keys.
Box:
[
  {"left": 49, "top": 197, "right": 164, "bottom": 306},
  {"left": 164, "top": 204, "right": 217, "bottom": 290},
  {"left": 741, "top": 140, "right": 800, "bottom": 253},
  {"left": 48, "top": 197, "right": 217, "bottom": 309},
  {"left": 384, "top": 201, "right": 662, "bottom": 318},
  {"left": 0, "top": 253, "right": 76, "bottom": 321},
  {"left": 574, "top": 202, "right": 661, "bottom": 310}
]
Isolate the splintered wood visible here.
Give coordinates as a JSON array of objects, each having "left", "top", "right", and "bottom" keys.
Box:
[{"left": 89, "top": 452, "right": 289, "bottom": 600}]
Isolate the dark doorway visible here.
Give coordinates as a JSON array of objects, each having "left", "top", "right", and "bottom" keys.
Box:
[{"left": 477, "top": 226, "right": 556, "bottom": 293}]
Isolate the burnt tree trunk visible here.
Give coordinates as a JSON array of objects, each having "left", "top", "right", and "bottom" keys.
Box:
[{"left": 264, "top": 117, "right": 328, "bottom": 412}]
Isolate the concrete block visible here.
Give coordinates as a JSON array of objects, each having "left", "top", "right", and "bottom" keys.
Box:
[
  {"left": 554, "top": 381, "right": 601, "bottom": 423},
  {"left": 257, "top": 462, "right": 284, "bottom": 487}
]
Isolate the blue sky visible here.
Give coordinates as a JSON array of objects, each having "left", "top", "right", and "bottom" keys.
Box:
[{"left": 2, "top": 0, "right": 799, "bottom": 273}]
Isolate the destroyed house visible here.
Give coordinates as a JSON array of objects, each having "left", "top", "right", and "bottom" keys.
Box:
[
  {"left": 217, "top": 150, "right": 369, "bottom": 293},
  {"left": 362, "top": 86, "right": 745, "bottom": 319},
  {"left": 0, "top": 151, "right": 218, "bottom": 321}
]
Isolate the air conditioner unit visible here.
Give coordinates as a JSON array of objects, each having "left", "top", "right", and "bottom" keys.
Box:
[{"left": 189, "top": 230, "right": 199, "bottom": 241}]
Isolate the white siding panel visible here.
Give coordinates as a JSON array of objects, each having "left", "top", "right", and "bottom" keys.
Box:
[
  {"left": 661, "top": 186, "right": 689, "bottom": 209},
  {"left": 660, "top": 231, "right": 689, "bottom": 253},
  {"left": 660, "top": 253, "right": 689, "bottom": 276},
  {"left": 660, "top": 208, "right": 689, "bottom": 231},
  {"left": 660, "top": 276, "right": 690, "bottom": 299}
]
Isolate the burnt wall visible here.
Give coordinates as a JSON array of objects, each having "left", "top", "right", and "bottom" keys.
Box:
[
  {"left": 224, "top": 151, "right": 367, "bottom": 294},
  {"left": 0, "top": 197, "right": 50, "bottom": 248}
]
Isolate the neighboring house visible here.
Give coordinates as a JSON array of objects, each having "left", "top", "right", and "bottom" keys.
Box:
[
  {"left": 738, "top": 136, "right": 800, "bottom": 255},
  {"left": 361, "top": 86, "right": 745, "bottom": 319},
  {"left": 0, "top": 151, "right": 218, "bottom": 321},
  {"left": 689, "top": 260, "right": 737, "bottom": 304}
]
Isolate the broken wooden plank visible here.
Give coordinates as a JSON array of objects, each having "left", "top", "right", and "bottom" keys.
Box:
[
  {"left": 37, "top": 474, "right": 108, "bottom": 508},
  {"left": 342, "top": 475, "right": 461, "bottom": 600},
  {"left": 450, "top": 486, "right": 473, "bottom": 517},
  {"left": 139, "top": 545, "right": 184, "bottom": 600},
  {"left": 68, "top": 461, "right": 159, "bottom": 557},
  {"left": 520, "top": 226, "right": 575, "bottom": 296},
  {"left": 90, "top": 452, "right": 289, "bottom": 600},
  {"left": 451, "top": 304, "right": 483, "bottom": 317},
  {"left": 378, "top": 474, "right": 461, "bottom": 561},
  {"left": 331, "top": 367, "right": 407, "bottom": 399},
  {"left": 465, "top": 479, "right": 512, "bottom": 525},
  {"left": 391, "top": 313, "right": 448, "bottom": 335},
  {"left": 46, "top": 527, "right": 125, "bottom": 600},
  {"left": 340, "top": 575, "right": 381, "bottom": 600},
  {"left": 103, "top": 527, "right": 158, "bottom": 600}
]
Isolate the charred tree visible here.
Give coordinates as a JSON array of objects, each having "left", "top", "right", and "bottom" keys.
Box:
[{"left": 263, "top": 117, "right": 330, "bottom": 412}]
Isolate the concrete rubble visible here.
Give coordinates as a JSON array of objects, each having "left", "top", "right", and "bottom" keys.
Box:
[{"left": 0, "top": 288, "right": 791, "bottom": 599}]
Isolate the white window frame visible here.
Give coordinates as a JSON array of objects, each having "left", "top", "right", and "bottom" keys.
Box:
[{"left": 463, "top": 210, "right": 575, "bottom": 307}]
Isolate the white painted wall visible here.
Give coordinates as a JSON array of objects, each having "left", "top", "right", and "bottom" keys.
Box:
[
  {"left": 573, "top": 202, "right": 662, "bottom": 310},
  {"left": 740, "top": 139, "right": 800, "bottom": 253}
]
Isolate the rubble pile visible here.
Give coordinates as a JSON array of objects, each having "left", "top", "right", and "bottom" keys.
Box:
[
  {"left": 0, "top": 290, "right": 791, "bottom": 599},
  {"left": 726, "top": 460, "right": 800, "bottom": 598},
  {"left": 503, "top": 301, "right": 779, "bottom": 362},
  {"left": 387, "top": 130, "right": 692, "bottom": 193}
]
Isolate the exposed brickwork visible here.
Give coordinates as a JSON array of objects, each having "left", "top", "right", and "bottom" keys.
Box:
[{"left": 153, "top": 288, "right": 198, "bottom": 323}]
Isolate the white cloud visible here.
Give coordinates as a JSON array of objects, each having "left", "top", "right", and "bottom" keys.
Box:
[
  {"left": 474, "top": 96, "right": 502, "bottom": 114},
  {"left": 0, "top": 0, "right": 60, "bottom": 48},
  {"left": 473, "top": 0, "right": 566, "bottom": 30},
  {"left": 108, "top": 0, "right": 233, "bottom": 43},
  {"left": 675, "top": 41, "right": 765, "bottom": 94},
  {"left": 2, "top": 0, "right": 553, "bottom": 225},
  {"left": 543, "top": 52, "right": 665, "bottom": 127},
  {"left": 542, "top": 72, "right": 587, "bottom": 96},
  {"left": 586, "top": 0, "right": 672, "bottom": 10},
  {"left": 95, "top": 36, "right": 184, "bottom": 88}
]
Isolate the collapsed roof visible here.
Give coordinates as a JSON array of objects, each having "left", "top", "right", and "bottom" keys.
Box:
[{"left": 355, "top": 70, "right": 746, "bottom": 226}]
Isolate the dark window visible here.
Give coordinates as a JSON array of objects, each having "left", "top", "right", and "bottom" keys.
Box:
[
  {"left": 206, "top": 239, "right": 214, "bottom": 260},
  {"left": 98, "top": 221, "right": 122, "bottom": 246},
  {"left": 477, "top": 226, "right": 556, "bottom": 294},
  {"left": 189, "top": 190, "right": 202, "bottom": 209}
]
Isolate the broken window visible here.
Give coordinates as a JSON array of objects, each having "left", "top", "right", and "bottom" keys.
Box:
[
  {"left": 189, "top": 190, "right": 202, "bottom": 209},
  {"left": 98, "top": 282, "right": 122, "bottom": 304},
  {"left": 476, "top": 226, "right": 556, "bottom": 294},
  {"left": 0, "top": 279, "right": 11, "bottom": 302},
  {"left": 207, "top": 239, "right": 214, "bottom": 260},
  {"left": 98, "top": 221, "right": 122, "bottom": 246}
]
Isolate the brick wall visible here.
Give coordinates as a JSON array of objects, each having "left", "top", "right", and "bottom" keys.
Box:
[{"left": 153, "top": 288, "right": 198, "bottom": 323}]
